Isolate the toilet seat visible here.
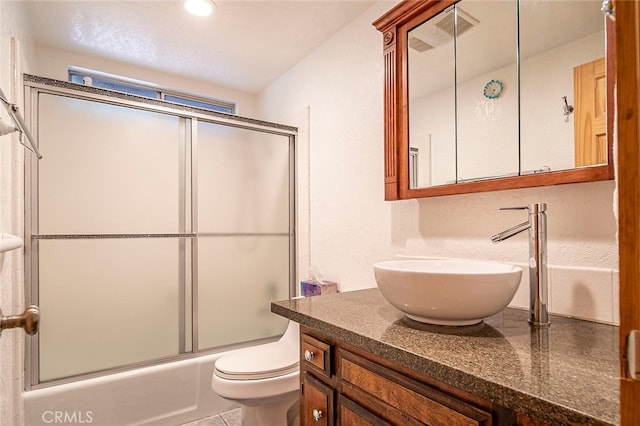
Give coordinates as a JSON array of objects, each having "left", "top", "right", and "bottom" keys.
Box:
[
  {"left": 211, "top": 321, "right": 300, "bottom": 425},
  {"left": 214, "top": 341, "right": 299, "bottom": 380}
]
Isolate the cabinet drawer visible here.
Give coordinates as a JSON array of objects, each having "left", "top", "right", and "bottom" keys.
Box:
[
  {"left": 340, "top": 352, "right": 492, "bottom": 426},
  {"left": 302, "top": 373, "right": 334, "bottom": 426},
  {"left": 338, "top": 395, "right": 392, "bottom": 426},
  {"left": 302, "top": 334, "right": 332, "bottom": 377}
]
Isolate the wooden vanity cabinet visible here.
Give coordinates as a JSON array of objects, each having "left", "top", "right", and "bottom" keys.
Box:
[
  {"left": 300, "top": 327, "right": 542, "bottom": 426},
  {"left": 301, "top": 372, "right": 335, "bottom": 425},
  {"left": 301, "top": 332, "right": 336, "bottom": 425}
]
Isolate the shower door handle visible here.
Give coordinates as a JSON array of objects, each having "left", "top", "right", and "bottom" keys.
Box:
[{"left": 0, "top": 305, "right": 39, "bottom": 336}]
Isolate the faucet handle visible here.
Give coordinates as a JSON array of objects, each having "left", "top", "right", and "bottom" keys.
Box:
[
  {"left": 499, "top": 206, "right": 528, "bottom": 211},
  {"left": 499, "top": 203, "right": 546, "bottom": 213}
]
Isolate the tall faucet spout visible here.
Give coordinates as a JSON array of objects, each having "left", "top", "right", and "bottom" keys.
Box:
[
  {"left": 491, "top": 220, "right": 530, "bottom": 243},
  {"left": 491, "top": 203, "right": 549, "bottom": 327}
]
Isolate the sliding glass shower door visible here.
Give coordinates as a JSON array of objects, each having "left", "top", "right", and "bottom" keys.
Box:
[
  {"left": 26, "top": 83, "right": 295, "bottom": 386},
  {"left": 196, "top": 121, "right": 291, "bottom": 350}
]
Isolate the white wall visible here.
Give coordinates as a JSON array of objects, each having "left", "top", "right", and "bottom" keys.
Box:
[
  {"left": 0, "top": 1, "right": 36, "bottom": 425},
  {"left": 257, "top": 0, "right": 619, "bottom": 325},
  {"left": 258, "top": 0, "right": 397, "bottom": 300}
]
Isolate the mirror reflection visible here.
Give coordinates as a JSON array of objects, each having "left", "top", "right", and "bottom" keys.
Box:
[
  {"left": 407, "top": 6, "right": 456, "bottom": 187},
  {"left": 407, "top": 0, "right": 606, "bottom": 190},
  {"left": 520, "top": 0, "right": 606, "bottom": 172}
]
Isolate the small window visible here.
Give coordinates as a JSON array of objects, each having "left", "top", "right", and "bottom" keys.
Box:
[
  {"left": 164, "top": 95, "right": 233, "bottom": 114},
  {"left": 69, "top": 67, "right": 236, "bottom": 114},
  {"left": 70, "top": 73, "right": 159, "bottom": 99}
]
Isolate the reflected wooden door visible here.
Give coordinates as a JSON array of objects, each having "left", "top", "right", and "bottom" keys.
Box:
[{"left": 574, "top": 57, "right": 607, "bottom": 167}]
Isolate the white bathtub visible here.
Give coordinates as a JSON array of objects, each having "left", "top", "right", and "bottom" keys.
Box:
[{"left": 24, "top": 352, "right": 239, "bottom": 425}]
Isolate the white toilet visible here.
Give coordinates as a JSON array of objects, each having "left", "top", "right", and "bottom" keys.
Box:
[{"left": 211, "top": 321, "right": 300, "bottom": 426}]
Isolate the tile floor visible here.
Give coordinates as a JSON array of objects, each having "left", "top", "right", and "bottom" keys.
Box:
[
  {"left": 179, "top": 402, "right": 299, "bottom": 426},
  {"left": 179, "top": 408, "right": 242, "bottom": 426}
]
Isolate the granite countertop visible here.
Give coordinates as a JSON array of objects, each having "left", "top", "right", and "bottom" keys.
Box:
[{"left": 271, "top": 288, "right": 619, "bottom": 425}]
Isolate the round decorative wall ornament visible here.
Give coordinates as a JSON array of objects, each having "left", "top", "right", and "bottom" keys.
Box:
[
  {"left": 483, "top": 79, "right": 503, "bottom": 99},
  {"left": 384, "top": 31, "right": 394, "bottom": 45}
]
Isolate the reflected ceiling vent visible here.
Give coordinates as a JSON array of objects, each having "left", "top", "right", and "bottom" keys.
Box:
[
  {"left": 408, "top": 36, "right": 434, "bottom": 52},
  {"left": 408, "top": 6, "right": 479, "bottom": 52},
  {"left": 436, "top": 7, "right": 479, "bottom": 37}
]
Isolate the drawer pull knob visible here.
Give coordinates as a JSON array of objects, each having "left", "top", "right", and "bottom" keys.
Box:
[
  {"left": 304, "top": 349, "right": 315, "bottom": 361},
  {"left": 312, "top": 408, "right": 323, "bottom": 421}
]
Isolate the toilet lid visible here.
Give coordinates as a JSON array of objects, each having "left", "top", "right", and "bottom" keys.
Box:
[{"left": 214, "top": 341, "right": 299, "bottom": 380}]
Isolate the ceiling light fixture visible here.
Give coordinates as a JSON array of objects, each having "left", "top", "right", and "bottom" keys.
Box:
[{"left": 184, "top": 0, "right": 216, "bottom": 17}]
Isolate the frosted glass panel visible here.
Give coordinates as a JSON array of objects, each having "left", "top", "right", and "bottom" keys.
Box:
[
  {"left": 38, "top": 94, "right": 182, "bottom": 234},
  {"left": 198, "top": 236, "right": 290, "bottom": 349},
  {"left": 28, "top": 86, "right": 294, "bottom": 384},
  {"left": 38, "top": 238, "right": 184, "bottom": 381},
  {"left": 197, "top": 121, "right": 290, "bottom": 233}
]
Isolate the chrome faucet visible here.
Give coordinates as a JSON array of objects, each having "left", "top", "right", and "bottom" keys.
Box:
[{"left": 491, "top": 203, "right": 549, "bottom": 327}]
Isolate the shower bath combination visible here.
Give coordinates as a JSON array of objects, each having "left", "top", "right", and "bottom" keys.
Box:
[{"left": 21, "top": 75, "right": 298, "bottom": 425}]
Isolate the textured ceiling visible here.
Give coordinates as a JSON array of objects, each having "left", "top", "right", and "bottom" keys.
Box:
[{"left": 24, "top": 0, "right": 377, "bottom": 94}]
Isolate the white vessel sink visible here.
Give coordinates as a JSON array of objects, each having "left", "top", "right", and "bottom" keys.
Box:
[{"left": 373, "top": 259, "right": 522, "bottom": 326}]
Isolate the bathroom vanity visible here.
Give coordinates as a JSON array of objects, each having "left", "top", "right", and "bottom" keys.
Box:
[{"left": 272, "top": 289, "right": 619, "bottom": 425}]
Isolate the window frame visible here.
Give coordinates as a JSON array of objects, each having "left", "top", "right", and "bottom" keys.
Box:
[{"left": 69, "top": 67, "right": 236, "bottom": 115}]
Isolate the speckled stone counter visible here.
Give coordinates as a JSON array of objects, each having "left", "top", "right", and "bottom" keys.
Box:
[{"left": 272, "top": 288, "right": 619, "bottom": 425}]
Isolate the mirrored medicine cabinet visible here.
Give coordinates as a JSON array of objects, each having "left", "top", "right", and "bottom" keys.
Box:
[{"left": 373, "top": 0, "right": 615, "bottom": 200}]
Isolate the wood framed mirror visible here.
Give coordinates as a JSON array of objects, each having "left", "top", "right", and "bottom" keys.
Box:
[{"left": 373, "top": 0, "right": 615, "bottom": 200}]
